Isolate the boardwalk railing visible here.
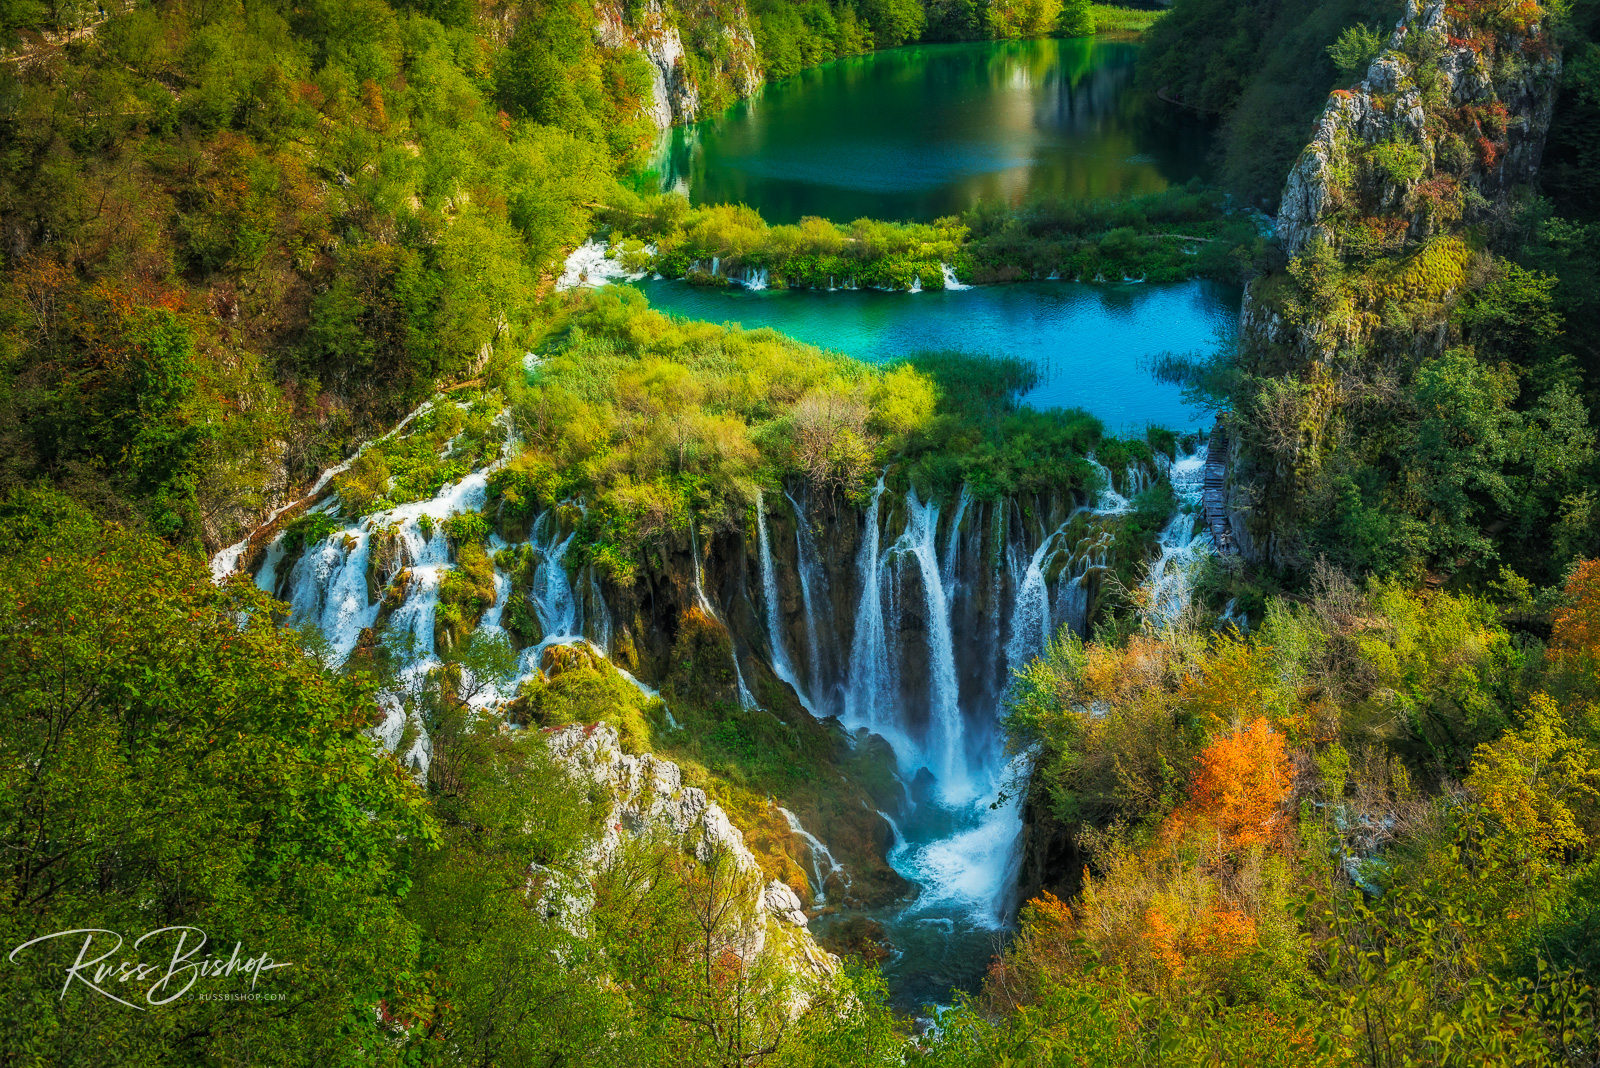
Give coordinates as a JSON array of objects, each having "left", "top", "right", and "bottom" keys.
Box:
[{"left": 1203, "top": 429, "right": 1236, "bottom": 555}]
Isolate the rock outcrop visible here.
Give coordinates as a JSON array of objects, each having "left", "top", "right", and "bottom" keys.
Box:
[
  {"left": 1278, "top": 0, "right": 1559, "bottom": 262},
  {"left": 1225, "top": 0, "right": 1562, "bottom": 568},
  {"left": 594, "top": 0, "right": 762, "bottom": 130},
  {"left": 544, "top": 723, "right": 839, "bottom": 983}
]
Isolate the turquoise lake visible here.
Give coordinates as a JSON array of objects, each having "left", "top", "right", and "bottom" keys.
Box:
[{"left": 632, "top": 277, "right": 1238, "bottom": 432}]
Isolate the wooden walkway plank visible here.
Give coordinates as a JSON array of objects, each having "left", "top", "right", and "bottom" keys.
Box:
[{"left": 1202, "top": 427, "right": 1237, "bottom": 555}]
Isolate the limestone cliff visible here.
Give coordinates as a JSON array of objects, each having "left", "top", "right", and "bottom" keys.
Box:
[
  {"left": 1224, "top": 0, "right": 1562, "bottom": 568},
  {"left": 594, "top": 0, "right": 762, "bottom": 129},
  {"left": 542, "top": 723, "right": 838, "bottom": 990}
]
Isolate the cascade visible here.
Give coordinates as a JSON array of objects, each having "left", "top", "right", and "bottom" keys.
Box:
[
  {"left": 1087, "top": 456, "right": 1132, "bottom": 514},
  {"left": 237, "top": 427, "right": 1217, "bottom": 1010},
  {"left": 843, "top": 476, "right": 898, "bottom": 742},
  {"left": 785, "top": 489, "right": 831, "bottom": 713},
  {"left": 528, "top": 510, "right": 579, "bottom": 646},
  {"left": 908, "top": 275, "right": 923, "bottom": 294},
  {"left": 554, "top": 240, "right": 653, "bottom": 291},
  {"left": 940, "top": 484, "right": 971, "bottom": 587},
  {"left": 1005, "top": 520, "right": 1069, "bottom": 675},
  {"left": 757, "top": 495, "right": 814, "bottom": 714},
  {"left": 1138, "top": 445, "right": 1211, "bottom": 629},
  {"left": 780, "top": 807, "right": 848, "bottom": 904},
  {"left": 883, "top": 488, "right": 967, "bottom": 801},
  {"left": 940, "top": 263, "right": 971, "bottom": 291},
  {"left": 212, "top": 395, "right": 441, "bottom": 582},
  {"left": 689, "top": 522, "right": 758, "bottom": 710}
]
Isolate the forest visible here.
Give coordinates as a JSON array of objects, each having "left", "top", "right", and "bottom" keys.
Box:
[{"left": 2, "top": 0, "right": 1600, "bottom": 1063}]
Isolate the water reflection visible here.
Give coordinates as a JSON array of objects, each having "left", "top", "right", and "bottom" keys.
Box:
[{"left": 656, "top": 38, "right": 1214, "bottom": 223}]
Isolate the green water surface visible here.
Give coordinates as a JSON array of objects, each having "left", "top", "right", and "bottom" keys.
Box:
[{"left": 655, "top": 37, "right": 1213, "bottom": 224}]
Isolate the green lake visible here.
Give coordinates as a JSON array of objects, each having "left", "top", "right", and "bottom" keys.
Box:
[{"left": 655, "top": 36, "right": 1214, "bottom": 224}]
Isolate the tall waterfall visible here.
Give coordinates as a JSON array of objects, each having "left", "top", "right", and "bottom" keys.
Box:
[
  {"left": 786, "top": 489, "right": 831, "bottom": 709},
  {"left": 757, "top": 495, "right": 813, "bottom": 716},
  {"left": 227, "top": 431, "right": 1210, "bottom": 1011},
  {"left": 691, "top": 521, "right": 759, "bottom": 710}
]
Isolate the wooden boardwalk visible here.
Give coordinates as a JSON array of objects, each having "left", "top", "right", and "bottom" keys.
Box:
[{"left": 1203, "top": 428, "right": 1236, "bottom": 555}]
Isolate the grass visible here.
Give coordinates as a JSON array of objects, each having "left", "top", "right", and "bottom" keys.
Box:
[{"left": 1092, "top": 4, "right": 1167, "bottom": 36}]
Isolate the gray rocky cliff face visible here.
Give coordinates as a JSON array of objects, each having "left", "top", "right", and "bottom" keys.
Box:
[
  {"left": 1226, "top": 0, "right": 1562, "bottom": 569},
  {"left": 1278, "top": 0, "right": 1560, "bottom": 260},
  {"left": 593, "top": 0, "right": 762, "bottom": 130},
  {"left": 595, "top": 0, "right": 700, "bottom": 127},
  {"left": 543, "top": 722, "right": 839, "bottom": 987}
]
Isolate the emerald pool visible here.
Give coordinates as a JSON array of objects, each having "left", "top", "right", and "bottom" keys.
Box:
[{"left": 655, "top": 37, "right": 1213, "bottom": 224}]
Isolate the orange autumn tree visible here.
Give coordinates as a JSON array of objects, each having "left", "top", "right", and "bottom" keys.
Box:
[
  {"left": 1552, "top": 558, "right": 1600, "bottom": 667},
  {"left": 1178, "top": 717, "right": 1293, "bottom": 850}
]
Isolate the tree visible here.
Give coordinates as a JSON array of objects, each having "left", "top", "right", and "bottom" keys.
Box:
[
  {"left": 1327, "top": 23, "right": 1385, "bottom": 80},
  {"left": 1181, "top": 717, "right": 1292, "bottom": 850},
  {"left": 0, "top": 489, "right": 434, "bottom": 1064},
  {"left": 1059, "top": 0, "right": 1093, "bottom": 37},
  {"left": 1467, "top": 693, "right": 1600, "bottom": 864}
]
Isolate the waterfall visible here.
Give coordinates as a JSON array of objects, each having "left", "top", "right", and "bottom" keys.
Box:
[
  {"left": 529, "top": 511, "right": 579, "bottom": 646},
  {"left": 1005, "top": 521, "right": 1069, "bottom": 675},
  {"left": 780, "top": 807, "right": 847, "bottom": 904},
  {"left": 745, "top": 267, "right": 769, "bottom": 290},
  {"left": 786, "top": 489, "right": 831, "bottom": 714},
  {"left": 940, "top": 484, "right": 971, "bottom": 586},
  {"left": 757, "top": 496, "right": 814, "bottom": 714},
  {"left": 690, "top": 521, "right": 759, "bottom": 710},
  {"left": 554, "top": 240, "right": 654, "bottom": 291},
  {"left": 844, "top": 476, "right": 895, "bottom": 738},
  {"left": 908, "top": 274, "right": 923, "bottom": 294},
  {"left": 940, "top": 263, "right": 971, "bottom": 291},
  {"left": 1139, "top": 446, "right": 1212, "bottom": 629},
  {"left": 256, "top": 430, "right": 1219, "bottom": 983},
  {"left": 885, "top": 488, "right": 968, "bottom": 801},
  {"left": 1087, "top": 456, "right": 1132, "bottom": 514}
]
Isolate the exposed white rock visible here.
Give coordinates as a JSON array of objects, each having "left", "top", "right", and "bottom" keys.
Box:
[
  {"left": 545, "top": 723, "right": 837, "bottom": 983},
  {"left": 764, "top": 880, "right": 811, "bottom": 927},
  {"left": 594, "top": 0, "right": 702, "bottom": 128}
]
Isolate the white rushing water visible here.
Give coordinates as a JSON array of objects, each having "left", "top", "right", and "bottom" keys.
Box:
[
  {"left": 780, "top": 807, "right": 848, "bottom": 904},
  {"left": 1139, "top": 446, "right": 1212, "bottom": 629},
  {"left": 555, "top": 240, "right": 654, "bottom": 290},
  {"left": 756, "top": 495, "right": 815, "bottom": 715},
  {"left": 240, "top": 423, "right": 1211, "bottom": 990}
]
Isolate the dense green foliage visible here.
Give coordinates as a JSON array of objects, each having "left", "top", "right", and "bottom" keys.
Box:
[
  {"left": 0, "top": 490, "right": 435, "bottom": 1062},
  {"left": 599, "top": 183, "right": 1260, "bottom": 291},
  {"left": 0, "top": 490, "right": 910, "bottom": 1065},
  {"left": 490, "top": 286, "right": 1149, "bottom": 583},
  {"left": 960, "top": 569, "right": 1600, "bottom": 1066},
  {"left": 9, "top": 0, "right": 1600, "bottom": 1062},
  {"left": 0, "top": 0, "right": 624, "bottom": 551},
  {"left": 1138, "top": 0, "right": 1406, "bottom": 206}
]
